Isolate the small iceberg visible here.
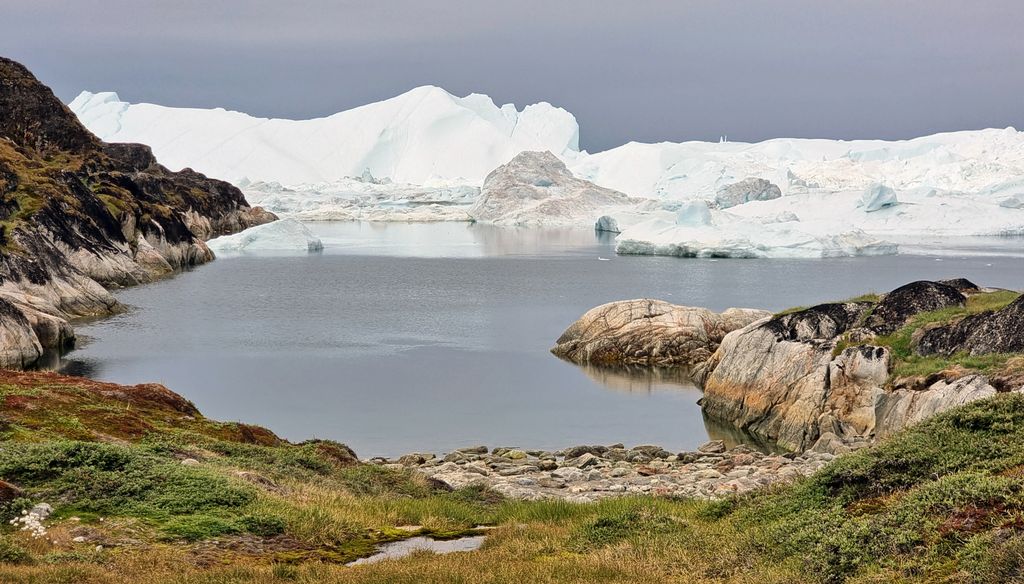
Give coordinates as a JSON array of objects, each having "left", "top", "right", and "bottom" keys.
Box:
[{"left": 207, "top": 218, "right": 323, "bottom": 253}]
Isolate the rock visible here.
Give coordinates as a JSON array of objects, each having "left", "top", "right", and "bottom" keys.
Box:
[
  {"left": 567, "top": 453, "right": 602, "bottom": 469},
  {"left": 506, "top": 449, "right": 527, "bottom": 460},
  {"left": 181, "top": 458, "right": 200, "bottom": 466},
  {"left": 234, "top": 471, "right": 281, "bottom": 492},
  {"left": 561, "top": 445, "right": 608, "bottom": 459},
  {"left": 30, "top": 503, "right": 53, "bottom": 520},
  {"left": 551, "top": 299, "right": 769, "bottom": 366},
  {"left": 917, "top": 294, "right": 1024, "bottom": 356},
  {"left": 859, "top": 183, "right": 899, "bottom": 212},
  {"left": 457, "top": 446, "right": 489, "bottom": 455},
  {"left": 866, "top": 280, "right": 966, "bottom": 335},
  {"left": 714, "top": 178, "right": 782, "bottom": 209},
  {"left": 0, "top": 479, "right": 24, "bottom": 503},
  {"left": 397, "top": 454, "right": 427, "bottom": 466},
  {"left": 467, "top": 151, "right": 635, "bottom": 226},
  {"left": 537, "top": 459, "right": 558, "bottom": 471},
  {"left": 697, "top": 440, "right": 727, "bottom": 454},
  {"left": 699, "top": 280, "right": 1011, "bottom": 451},
  {"left": 595, "top": 215, "right": 620, "bottom": 233}
]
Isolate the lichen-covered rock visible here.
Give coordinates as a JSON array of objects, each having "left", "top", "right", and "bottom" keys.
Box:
[
  {"left": 551, "top": 299, "right": 770, "bottom": 366},
  {"left": 698, "top": 304, "right": 869, "bottom": 451},
  {"left": 713, "top": 178, "right": 782, "bottom": 209},
  {"left": 916, "top": 294, "right": 1024, "bottom": 356},
  {"left": 866, "top": 280, "right": 966, "bottom": 335},
  {"left": 698, "top": 281, "right": 1010, "bottom": 452}
]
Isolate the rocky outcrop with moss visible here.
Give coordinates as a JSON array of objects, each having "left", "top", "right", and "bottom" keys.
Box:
[
  {"left": 0, "top": 57, "right": 275, "bottom": 368},
  {"left": 557, "top": 280, "right": 1024, "bottom": 454},
  {"left": 550, "top": 299, "right": 770, "bottom": 367}
]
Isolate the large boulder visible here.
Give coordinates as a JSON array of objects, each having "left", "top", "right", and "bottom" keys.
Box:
[
  {"left": 699, "top": 302, "right": 873, "bottom": 451},
  {"left": 917, "top": 293, "right": 1024, "bottom": 356},
  {"left": 468, "top": 151, "right": 634, "bottom": 226},
  {"left": 698, "top": 281, "right": 1005, "bottom": 453},
  {"left": 713, "top": 178, "right": 782, "bottom": 209},
  {"left": 866, "top": 280, "right": 967, "bottom": 335},
  {"left": 551, "top": 299, "right": 770, "bottom": 367}
]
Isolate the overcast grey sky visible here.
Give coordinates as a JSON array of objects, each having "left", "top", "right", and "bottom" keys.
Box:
[{"left": 2, "top": 0, "right": 1022, "bottom": 151}]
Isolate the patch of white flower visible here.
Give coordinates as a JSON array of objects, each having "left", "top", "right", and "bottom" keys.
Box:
[{"left": 9, "top": 503, "right": 52, "bottom": 538}]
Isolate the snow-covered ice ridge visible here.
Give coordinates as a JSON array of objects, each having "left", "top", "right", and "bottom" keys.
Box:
[
  {"left": 71, "top": 89, "right": 1024, "bottom": 258},
  {"left": 71, "top": 87, "right": 579, "bottom": 186}
]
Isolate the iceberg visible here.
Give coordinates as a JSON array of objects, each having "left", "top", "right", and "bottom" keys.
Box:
[
  {"left": 68, "top": 88, "right": 1024, "bottom": 254},
  {"left": 858, "top": 184, "right": 899, "bottom": 212},
  {"left": 615, "top": 209, "right": 898, "bottom": 259},
  {"left": 69, "top": 87, "right": 579, "bottom": 186},
  {"left": 207, "top": 219, "right": 323, "bottom": 253},
  {"left": 467, "top": 151, "right": 637, "bottom": 226}
]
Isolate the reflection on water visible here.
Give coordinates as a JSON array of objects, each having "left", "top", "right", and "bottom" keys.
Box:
[
  {"left": 346, "top": 535, "right": 487, "bottom": 567},
  {"left": 571, "top": 362, "right": 698, "bottom": 394},
  {"left": 703, "top": 414, "right": 788, "bottom": 454}
]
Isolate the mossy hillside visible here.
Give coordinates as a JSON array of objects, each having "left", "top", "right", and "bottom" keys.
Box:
[
  {"left": 4, "top": 369, "right": 1024, "bottom": 581},
  {"left": 830, "top": 289, "right": 1022, "bottom": 379}
]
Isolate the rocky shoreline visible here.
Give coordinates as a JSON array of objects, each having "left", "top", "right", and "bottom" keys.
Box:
[
  {"left": 0, "top": 57, "right": 275, "bottom": 368},
  {"left": 371, "top": 440, "right": 834, "bottom": 502}
]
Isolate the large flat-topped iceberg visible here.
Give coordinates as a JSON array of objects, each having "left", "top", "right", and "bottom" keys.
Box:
[
  {"left": 69, "top": 87, "right": 580, "bottom": 185},
  {"left": 207, "top": 218, "right": 323, "bottom": 253}
]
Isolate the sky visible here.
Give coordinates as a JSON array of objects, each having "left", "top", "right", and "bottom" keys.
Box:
[{"left": 1, "top": 0, "right": 1022, "bottom": 152}]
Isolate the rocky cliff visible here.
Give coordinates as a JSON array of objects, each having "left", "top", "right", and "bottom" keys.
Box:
[{"left": 0, "top": 57, "right": 275, "bottom": 368}]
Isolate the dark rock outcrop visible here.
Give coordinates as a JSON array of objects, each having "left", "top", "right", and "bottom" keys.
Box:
[
  {"left": 866, "top": 280, "right": 966, "bottom": 335},
  {"left": 917, "top": 294, "right": 1024, "bottom": 356},
  {"left": 0, "top": 56, "right": 276, "bottom": 367}
]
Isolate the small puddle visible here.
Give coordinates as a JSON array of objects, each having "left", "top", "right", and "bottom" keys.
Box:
[{"left": 346, "top": 535, "right": 487, "bottom": 566}]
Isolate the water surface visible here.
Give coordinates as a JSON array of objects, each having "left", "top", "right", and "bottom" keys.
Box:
[{"left": 59, "top": 223, "right": 1024, "bottom": 457}]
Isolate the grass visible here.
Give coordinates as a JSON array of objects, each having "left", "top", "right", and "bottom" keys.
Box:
[{"left": 3, "top": 368, "right": 1024, "bottom": 582}]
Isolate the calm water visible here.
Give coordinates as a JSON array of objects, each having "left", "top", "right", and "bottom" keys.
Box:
[{"left": 57, "top": 223, "right": 1024, "bottom": 457}]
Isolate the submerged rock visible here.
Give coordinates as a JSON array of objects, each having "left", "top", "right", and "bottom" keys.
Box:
[{"left": 551, "top": 299, "right": 770, "bottom": 367}]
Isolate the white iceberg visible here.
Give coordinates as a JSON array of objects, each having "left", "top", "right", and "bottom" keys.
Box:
[
  {"left": 207, "top": 219, "right": 323, "bottom": 253},
  {"left": 69, "top": 87, "right": 579, "bottom": 186},
  {"left": 858, "top": 184, "right": 899, "bottom": 212},
  {"left": 615, "top": 209, "right": 897, "bottom": 259},
  {"left": 68, "top": 89, "right": 1024, "bottom": 252}
]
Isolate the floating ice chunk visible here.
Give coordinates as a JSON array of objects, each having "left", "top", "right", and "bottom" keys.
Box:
[
  {"left": 615, "top": 214, "right": 896, "bottom": 259},
  {"left": 207, "top": 218, "right": 323, "bottom": 253},
  {"left": 859, "top": 184, "right": 899, "bottom": 212},
  {"left": 595, "top": 215, "right": 620, "bottom": 233}
]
